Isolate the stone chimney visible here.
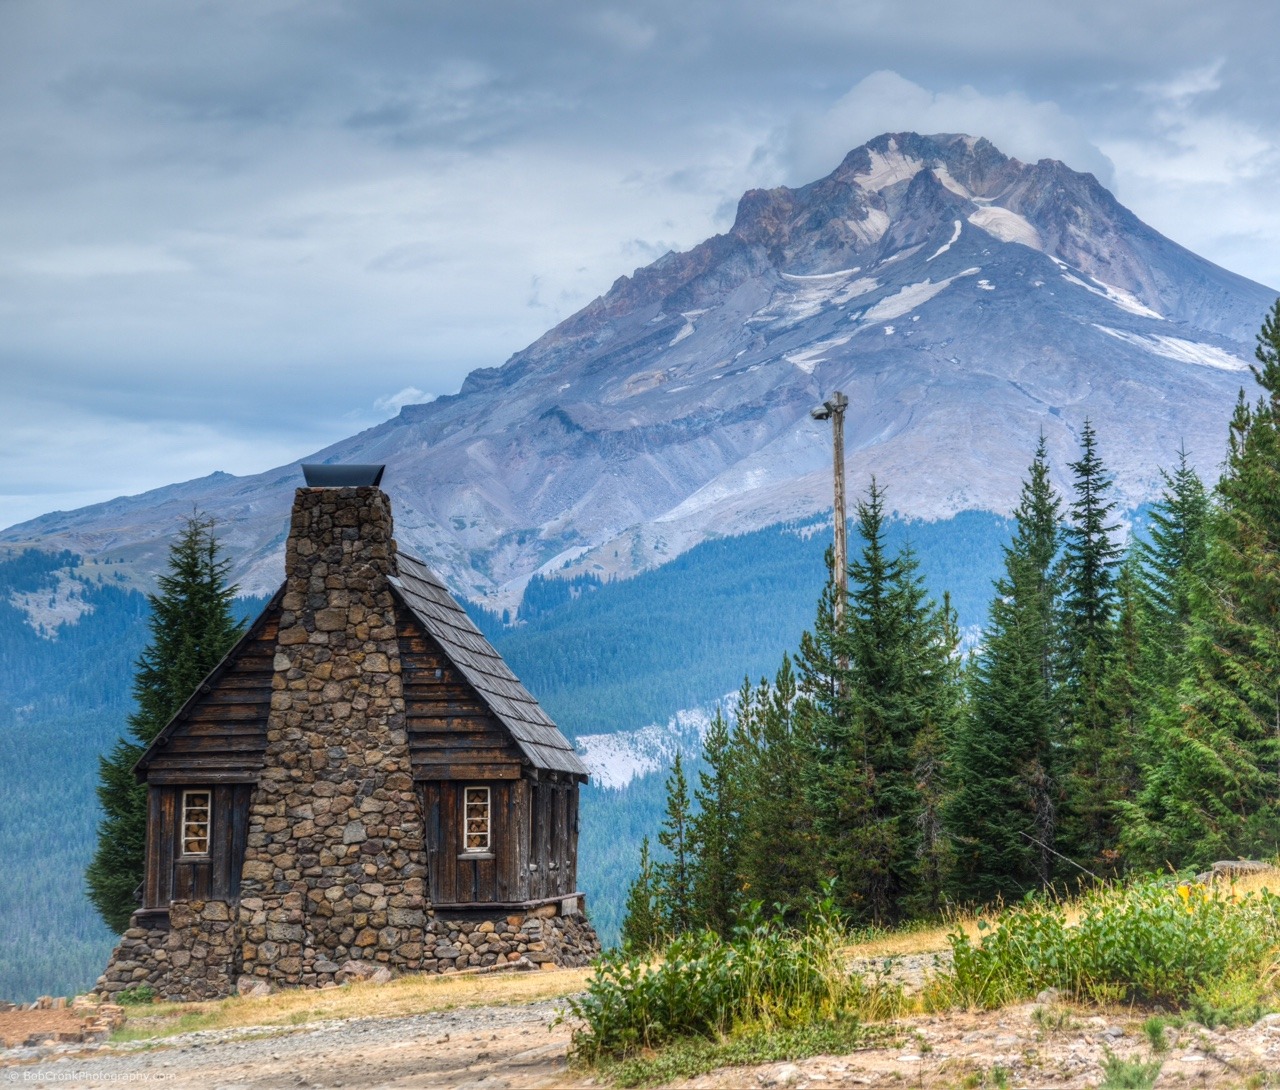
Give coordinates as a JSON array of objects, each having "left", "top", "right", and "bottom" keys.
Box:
[{"left": 238, "top": 485, "right": 428, "bottom": 987}]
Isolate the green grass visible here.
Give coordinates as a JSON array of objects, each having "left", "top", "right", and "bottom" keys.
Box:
[
  {"left": 565, "top": 892, "right": 904, "bottom": 1064},
  {"left": 926, "top": 876, "right": 1280, "bottom": 1012},
  {"left": 591, "top": 1017, "right": 898, "bottom": 1088}
]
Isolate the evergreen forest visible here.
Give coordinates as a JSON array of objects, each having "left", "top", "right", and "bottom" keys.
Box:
[{"left": 622, "top": 302, "right": 1280, "bottom": 947}]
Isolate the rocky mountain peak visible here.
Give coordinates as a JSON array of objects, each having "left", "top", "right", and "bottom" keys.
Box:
[{"left": 3, "top": 134, "right": 1276, "bottom": 613}]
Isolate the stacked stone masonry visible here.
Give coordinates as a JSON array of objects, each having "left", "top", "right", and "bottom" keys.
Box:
[
  {"left": 97, "top": 900, "right": 240, "bottom": 1002},
  {"left": 237, "top": 488, "right": 429, "bottom": 988},
  {"left": 98, "top": 901, "right": 599, "bottom": 999},
  {"left": 96, "top": 486, "right": 599, "bottom": 1001}
]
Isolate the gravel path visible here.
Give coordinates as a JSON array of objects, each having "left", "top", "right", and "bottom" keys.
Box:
[{"left": 0, "top": 999, "right": 591, "bottom": 1089}]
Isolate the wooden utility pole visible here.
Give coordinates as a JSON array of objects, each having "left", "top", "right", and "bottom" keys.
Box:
[{"left": 812, "top": 390, "right": 850, "bottom": 625}]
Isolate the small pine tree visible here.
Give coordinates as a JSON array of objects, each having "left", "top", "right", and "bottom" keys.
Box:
[
  {"left": 621, "top": 836, "right": 662, "bottom": 951},
  {"left": 85, "top": 514, "right": 243, "bottom": 931},
  {"left": 654, "top": 752, "right": 695, "bottom": 936},
  {"left": 689, "top": 706, "right": 739, "bottom": 936}
]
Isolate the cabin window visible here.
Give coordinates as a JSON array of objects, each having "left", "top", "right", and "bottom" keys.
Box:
[
  {"left": 181, "top": 790, "right": 211, "bottom": 856},
  {"left": 463, "top": 786, "right": 491, "bottom": 853}
]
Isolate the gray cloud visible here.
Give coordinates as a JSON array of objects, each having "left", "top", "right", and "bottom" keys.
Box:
[{"left": 1, "top": 0, "right": 1279, "bottom": 530}]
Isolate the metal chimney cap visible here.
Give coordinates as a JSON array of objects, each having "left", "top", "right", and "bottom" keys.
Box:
[{"left": 301, "top": 463, "right": 386, "bottom": 487}]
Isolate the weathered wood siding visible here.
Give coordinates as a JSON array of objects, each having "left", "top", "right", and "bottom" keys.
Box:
[
  {"left": 398, "top": 608, "right": 525, "bottom": 781},
  {"left": 420, "top": 780, "right": 528, "bottom": 905},
  {"left": 143, "top": 784, "right": 254, "bottom": 909},
  {"left": 143, "top": 603, "right": 280, "bottom": 783},
  {"left": 525, "top": 778, "right": 580, "bottom": 901}
]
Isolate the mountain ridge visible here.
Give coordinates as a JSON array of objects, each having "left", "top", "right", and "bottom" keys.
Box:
[{"left": 3, "top": 131, "right": 1275, "bottom": 612}]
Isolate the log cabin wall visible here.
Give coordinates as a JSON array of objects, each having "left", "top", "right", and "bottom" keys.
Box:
[
  {"left": 143, "top": 784, "right": 254, "bottom": 909},
  {"left": 397, "top": 609, "right": 525, "bottom": 782},
  {"left": 525, "top": 777, "right": 580, "bottom": 901},
  {"left": 140, "top": 601, "right": 279, "bottom": 784}
]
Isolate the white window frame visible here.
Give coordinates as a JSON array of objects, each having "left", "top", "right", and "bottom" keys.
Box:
[
  {"left": 462, "top": 785, "right": 491, "bottom": 855},
  {"left": 180, "top": 789, "right": 212, "bottom": 857}
]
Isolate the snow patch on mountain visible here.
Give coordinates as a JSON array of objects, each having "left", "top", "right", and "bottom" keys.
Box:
[
  {"left": 860, "top": 268, "right": 980, "bottom": 324},
  {"left": 928, "top": 220, "right": 963, "bottom": 262},
  {"left": 753, "top": 273, "right": 878, "bottom": 328},
  {"left": 669, "top": 309, "right": 707, "bottom": 347},
  {"left": 846, "top": 207, "right": 891, "bottom": 246},
  {"left": 1094, "top": 326, "right": 1249, "bottom": 372},
  {"left": 576, "top": 704, "right": 720, "bottom": 789},
  {"left": 856, "top": 139, "right": 925, "bottom": 192},
  {"left": 968, "top": 206, "right": 1042, "bottom": 250},
  {"left": 786, "top": 336, "right": 853, "bottom": 374},
  {"left": 1061, "top": 273, "right": 1163, "bottom": 320},
  {"left": 933, "top": 166, "right": 972, "bottom": 199}
]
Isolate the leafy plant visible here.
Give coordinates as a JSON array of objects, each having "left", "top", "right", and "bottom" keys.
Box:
[
  {"left": 116, "top": 983, "right": 156, "bottom": 1005},
  {"left": 929, "top": 877, "right": 1280, "bottom": 1010},
  {"left": 1099, "top": 1051, "right": 1162, "bottom": 1090},
  {"left": 564, "top": 889, "right": 900, "bottom": 1063}
]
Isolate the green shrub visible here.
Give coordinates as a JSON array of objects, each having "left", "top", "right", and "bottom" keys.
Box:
[
  {"left": 1099, "top": 1051, "right": 1162, "bottom": 1089},
  {"left": 932, "top": 877, "right": 1280, "bottom": 1010},
  {"left": 116, "top": 984, "right": 156, "bottom": 1006},
  {"left": 564, "top": 891, "right": 899, "bottom": 1062}
]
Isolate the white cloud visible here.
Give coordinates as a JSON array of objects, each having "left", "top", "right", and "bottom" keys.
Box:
[
  {"left": 781, "top": 71, "right": 1114, "bottom": 187},
  {"left": 374, "top": 386, "right": 432, "bottom": 415}
]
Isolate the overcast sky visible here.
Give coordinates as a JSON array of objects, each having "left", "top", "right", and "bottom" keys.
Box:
[{"left": 2, "top": 0, "right": 1278, "bottom": 530}]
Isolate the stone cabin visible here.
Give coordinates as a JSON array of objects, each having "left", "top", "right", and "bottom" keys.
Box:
[{"left": 98, "top": 468, "right": 599, "bottom": 1000}]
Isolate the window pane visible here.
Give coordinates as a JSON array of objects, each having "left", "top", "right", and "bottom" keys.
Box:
[
  {"left": 182, "top": 790, "right": 211, "bottom": 856},
  {"left": 463, "top": 786, "right": 490, "bottom": 851}
]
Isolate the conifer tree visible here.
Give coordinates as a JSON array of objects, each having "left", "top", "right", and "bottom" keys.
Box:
[
  {"left": 733, "top": 659, "right": 815, "bottom": 916},
  {"left": 821, "top": 480, "right": 956, "bottom": 923},
  {"left": 621, "top": 836, "right": 662, "bottom": 951},
  {"left": 1059, "top": 421, "right": 1125, "bottom": 870},
  {"left": 947, "top": 440, "right": 1063, "bottom": 903},
  {"left": 1130, "top": 301, "right": 1280, "bottom": 862},
  {"left": 1133, "top": 451, "right": 1210, "bottom": 711},
  {"left": 908, "top": 591, "right": 962, "bottom": 916},
  {"left": 689, "top": 706, "right": 739, "bottom": 935},
  {"left": 654, "top": 752, "right": 695, "bottom": 935},
  {"left": 86, "top": 514, "right": 242, "bottom": 931}
]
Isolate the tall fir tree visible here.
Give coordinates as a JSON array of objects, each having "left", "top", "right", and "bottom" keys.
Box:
[
  {"left": 1130, "top": 301, "right": 1280, "bottom": 863},
  {"left": 907, "top": 591, "right": 962, "bottom": 916},
  {"left": 1133, "top": 451, "right": 1210, "bottom": 717},
  {"left": 689, "top": 706, "right": 740, "bottom": 935},
  {"left": 817, "top": 480, "right": 958, "bottom": 923},
  {"left": 654, "top": 752, "right": 696, "bottom": 935},
  {"left": 947, "top": 440, "right": 1064, "bottom": 903},
  {"left": 733, "top": 658, "right": 816, "bottom": 916},
  {"left": 86, "top": 514, "right": 243, "bottom": 931},
  {"left": 1059, "top": 421, "right": 1126, "bottom": 872}
]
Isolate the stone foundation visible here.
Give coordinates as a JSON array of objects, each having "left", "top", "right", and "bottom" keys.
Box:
[
  {"left": 97, "top": 898, "right": 600, "bottom": 1000},
  {"left": 423, "top": 900, "right": 601, "bottom": 973},
  {"left": 96, "top": 900, "right": 241, "bottom": 1001}
]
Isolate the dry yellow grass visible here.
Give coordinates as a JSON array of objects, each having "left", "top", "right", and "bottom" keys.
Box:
[{"left": 116, "top": 965, "right": 594, "bottom": 1042}]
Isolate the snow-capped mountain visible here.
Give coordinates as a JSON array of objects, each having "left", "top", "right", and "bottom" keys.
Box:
[{"left": 5, "top": 133, "right": 1275, "bottom": 609}]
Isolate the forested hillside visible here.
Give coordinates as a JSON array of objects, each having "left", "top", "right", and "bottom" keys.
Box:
[
  {"left": 0, "top": 508, "right": 1008, "bottom": 996},
  {"left": 478, "top": 510, "right": 1010, "bottom": 738}
]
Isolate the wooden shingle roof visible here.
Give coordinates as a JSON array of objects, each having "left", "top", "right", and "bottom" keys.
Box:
[{"left": 390, "top": 552, "right": 589, "bottom": 778}]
